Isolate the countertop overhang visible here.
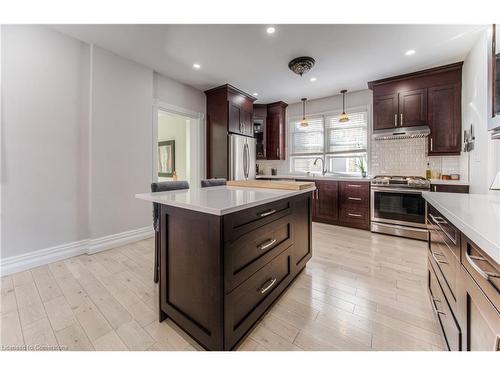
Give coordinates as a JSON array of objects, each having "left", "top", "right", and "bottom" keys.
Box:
[
  {"left": 422, "top": 192, "right": 500, "bottom": 264},
  {"left": 135, "top": 185, "right": 316, "bottom": 216}
]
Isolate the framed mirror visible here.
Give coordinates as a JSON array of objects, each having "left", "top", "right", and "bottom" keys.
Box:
[
  {"left": 489, "top": 24, "right": 500, "bottom": 137},
  {"left": 158, "top": 140, "right": 175, "bottom": 177}
]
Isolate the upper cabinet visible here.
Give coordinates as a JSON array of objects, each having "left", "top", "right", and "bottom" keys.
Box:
[
  {"left": 369, "top": 62, "right": 463, "bottom": 155},
  {"left": 205, "top": 84, "right": 256, "bottom": 178},
  {"left": 265, "top": 102, "right": 288, "bottom": 160}
]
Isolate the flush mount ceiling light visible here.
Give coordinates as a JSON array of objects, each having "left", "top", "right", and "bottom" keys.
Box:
[
  {"left": 252, "top": 92, "right": 259, "bottom": 96},
  {"left": 192, "top": 63, "right": 201, "bottom": 69},
  {"left": 266, "top": 26, "right": 276, "bottom": 34},
  {"left": 288, "top": 56, "right": 315, "bottom": 76},
  {"left": 339, "top": 89, "right": 349, "bottom": 123},
  {"left": 405, "top": 49, "right": 416, "bottom": 56},
  {"left": 300, "top": 98, "right": 309, "bottom": 128}
]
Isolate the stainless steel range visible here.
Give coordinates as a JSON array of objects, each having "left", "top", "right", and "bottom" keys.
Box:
[{"left": 370, "top": 175, "right": 430, "bottom": 240}]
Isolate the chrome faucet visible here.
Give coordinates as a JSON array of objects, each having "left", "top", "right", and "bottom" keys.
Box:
[{"left": 313, "top": 157, "right": 327, "bottom": 176}]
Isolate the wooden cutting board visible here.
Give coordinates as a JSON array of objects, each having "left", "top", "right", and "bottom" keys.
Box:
[{"left": 226, "top": 179, "right": 315, "bottom": 190}]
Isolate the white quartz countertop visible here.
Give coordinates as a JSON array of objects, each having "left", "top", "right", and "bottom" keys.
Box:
[
  {"left": 422, "top": 192, "right": 500, "bottom": 264},
  {"left": 256, "top": 174, "right": 371, "bottom": 183},
  {"left": 135, "top": 185, "right": 316, "bottom": 216},
  {"left": 429, "top": 179, "right": 470, "bottom": 185}
]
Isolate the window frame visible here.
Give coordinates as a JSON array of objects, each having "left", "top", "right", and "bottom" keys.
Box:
[{"left": 288, "top": 105, "right": 371, "bottom": 176}]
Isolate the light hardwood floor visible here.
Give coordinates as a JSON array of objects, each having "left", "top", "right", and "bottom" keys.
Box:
[{"left": 0, "top": 223, "right": 444, "bottom": 351}]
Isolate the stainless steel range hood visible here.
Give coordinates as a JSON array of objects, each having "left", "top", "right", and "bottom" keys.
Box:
[{"left": 373, "top": 125, "right": 430, "bottom": 140}]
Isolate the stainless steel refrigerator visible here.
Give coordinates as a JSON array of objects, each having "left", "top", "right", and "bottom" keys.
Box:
[{"left": 228, "top": 134, "right": 256, "bottom": 180}]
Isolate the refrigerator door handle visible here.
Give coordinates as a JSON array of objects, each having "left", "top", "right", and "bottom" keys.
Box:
[
  {"left": 246, "top": 143, "right": 251, "bottom": 179},
  {"left": 243, "top": 143, "right": 248, "bottom": 179}
]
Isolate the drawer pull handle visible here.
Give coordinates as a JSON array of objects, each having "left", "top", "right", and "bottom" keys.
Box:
[
  {"left": 431, "top": 251, "right": 448, "bottom": 265},
  {"left": 258, "top": 278, "right": 277, "bottom": 294},
  {"left": 348, "top": 197, "right": 362, "bottom": 201},
  {"left": 259, "top": 209, "right": 276, "bottom": 217},
  {"left": 436, "top": 310, "right": 446, "bottom": 316},
  {"left": 259, "top": 238, "right": 277, "bottom": 250},
  {"left": 432, "top": 251, "right": 444, "bottom": 257},
  {"left": 465, "top": 252, "right": 500, "bottom": 281},
  {"left": 432, "top": 297, "right": 441, "bottom": 303},
  {"left": 347, "top": 184, "right": 361, "bottom": 188},
  {"left": 348, "top": 213, "right": 362, "bottom": 218},
  {"left": 429, "top": 213, "right": 457, "bottom": 245}
]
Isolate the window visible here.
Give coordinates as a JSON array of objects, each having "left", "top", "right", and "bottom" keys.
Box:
[{"left": 289, "top": 109, "right": 368, "bottom": 174}]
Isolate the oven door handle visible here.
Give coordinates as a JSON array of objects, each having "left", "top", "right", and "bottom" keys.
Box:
[{"left": 371, "top": 187, "right": 426, "bottom": 194}]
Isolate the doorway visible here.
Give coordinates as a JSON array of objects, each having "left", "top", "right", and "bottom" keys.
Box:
[{"left": 154, "top": 104, "right": 204, "bottom": 186}]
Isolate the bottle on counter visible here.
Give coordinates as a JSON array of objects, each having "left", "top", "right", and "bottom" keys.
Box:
[{"left": 425, "top": 162, "right": 431, "bottom": 180}]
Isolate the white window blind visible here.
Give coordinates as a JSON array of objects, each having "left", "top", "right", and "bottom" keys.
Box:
[{"left": 289, "top": 109, "right": 368, "bottom": 174}]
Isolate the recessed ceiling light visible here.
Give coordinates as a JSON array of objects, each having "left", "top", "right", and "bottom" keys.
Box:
[
  {"left": 266, "top": 26, "right": 276, "bottom": 34},
  {"left": 310, "top": 77, "right": 317, "bottom": 82},
  {"left": 253, "top": 92, "right": 259, "bottom": 96},
  {"left": 405, "top": 49, "right": 416, "bottom": 56},
  {"left": 192, "top": 63, "right": 201, "bottom": 69}
]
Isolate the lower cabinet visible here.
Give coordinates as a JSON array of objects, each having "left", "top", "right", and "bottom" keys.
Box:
[
  {"left": 427, "top": 203, "right": 500, "bottom": 351},
  {"left": 311, "top": 180, "right": 370, "bottom": 230}
]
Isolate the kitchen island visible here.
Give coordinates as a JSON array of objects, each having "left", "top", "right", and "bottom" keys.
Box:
[{"left": 135, "top": 185, "right": 315, "bottom": 350}]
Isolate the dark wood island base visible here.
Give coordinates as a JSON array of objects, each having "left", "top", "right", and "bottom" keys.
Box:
[{"left": 157, "top": 192, "right": 313, "bottom": 350}]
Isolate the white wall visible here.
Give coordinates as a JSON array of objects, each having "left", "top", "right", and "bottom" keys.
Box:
[
  {"left": 1, "top": 26, "right": 207, "bottom": 271},
  {"left": 462, "top": 28, "right": 500, "bottom": 194},
  {"left": 1, "top": 25, "right": 89, "bottom": 259},
  {"left": 89, "top": 46, "right": 154, "bottom": 239}
]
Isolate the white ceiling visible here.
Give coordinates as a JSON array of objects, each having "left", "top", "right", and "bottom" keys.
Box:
[{"left": 53, "top": 24, "right": 486, "bottom": 103}]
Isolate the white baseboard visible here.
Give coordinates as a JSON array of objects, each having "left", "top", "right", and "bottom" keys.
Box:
[
  {"left": 0, "top": 240, "right": 88, "bottom": 276},
  {"left": 0, "top": 226, "right": 154, "bottom": 276},
  {"left": 87, "top": 226, "right": 154, "bottom": 254}
]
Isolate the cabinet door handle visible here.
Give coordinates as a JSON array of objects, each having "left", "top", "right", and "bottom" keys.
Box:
[
  {"left": 276, "top": 147, "right": 279, "bottom": 158},
  {"left": 394, "top": 114, "right": 397, "bottom": 127},
  {"left": 429, "top": 213, "right": 446, "bottom": 225},
  {"left": 495, "top": 335, "right": 500, "bottom": 351},
  {"left": 436, "top": 310, "right": 446, "bottom": 316},
  {"left": 432, "top": 297, "right": 441, "bottom": 303},
  {"left": 258, "top": 238, "right": 277, "bottom": 250},
  {"left": 430, "top": 137, "right": 433, "bottom": 151},
  {"left": 258, "top": 278, "right": 277, "bottom": 294},
  {"left": 400, "top": 113, "right": 403, "bottom": 127},
  {"left": 259, "top": 209, "right": 276, "bottom": 217},
  {"left": 431, "top": 251, "right": 448, "bottom": 265},
  {"left": 348, "top": 213, "right": 362, "bottom": 218},
  {"left": 465, "top": 252, "right": 500, "bottom": 281},
  {"left": 348, "top": 197, "right": 362, "bottom": 201}
]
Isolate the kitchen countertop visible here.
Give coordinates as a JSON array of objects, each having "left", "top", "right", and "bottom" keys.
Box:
[
  {"left": 135, "top": 185, "right": 316, "bottom": 216},
  {"left": 256, "top": 174, "right": 372, "bottom": 182},
  {"left": 429, "top": 179, "right": 469, "bottom": 185},
  {"left": 422, "top": 192, "right": 500, "bottom": 264}
]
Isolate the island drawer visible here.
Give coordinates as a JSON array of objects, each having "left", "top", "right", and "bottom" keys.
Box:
[
  {"left": 224, "top": 246, "right": 293, "bottom": 349},
  {"left": 224, "top": 214, "right": 293, "bottom": 293},
  {"left": 224, "top": 197, "right": 292, "bottom": 242},
  {"left": 427, "top": 204, "right": 460, "bottom": 259},
  {"left": 461, "top": 235, "right": 500, "bottom": 312},
  {"left": 429, "top": 225, "right": 459, "bottom": 302},
  {"left": 429, "top": 260, "right": 461, "bottom": 351}
]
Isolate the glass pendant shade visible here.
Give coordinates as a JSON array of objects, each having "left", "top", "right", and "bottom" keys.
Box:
[
  {"left": 340, "top": 89, "right": 349, "bottom": 123},
  {"left": 300, "top": 98, "right": 308, "bottom": 128}
]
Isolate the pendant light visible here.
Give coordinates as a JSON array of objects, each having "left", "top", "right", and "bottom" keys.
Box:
[
  {"left": 300, "top": 98, "right": 308, "bottom": 128},
  {"left": 339, "top": 89, "right": 349, "bottom": 123}
]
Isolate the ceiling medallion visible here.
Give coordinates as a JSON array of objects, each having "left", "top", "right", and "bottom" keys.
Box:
[{"left": 288, "top": 56, "right": 316, "bottom": 76}]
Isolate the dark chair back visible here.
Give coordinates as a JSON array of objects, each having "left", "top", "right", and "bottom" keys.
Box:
[
  {"left": 151, "top": 181, "right": 189, "bottom": 231},
  {"left": 201, "top": 178, "right": 226, "bottom": 188}
]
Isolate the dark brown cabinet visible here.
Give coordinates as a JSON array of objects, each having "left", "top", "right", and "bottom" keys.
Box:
[
  {"left": 430, "top": 184, "right": 469, "bottom": 193},
  {"left": 399, "top": 88, "right": 428, "bottom": 127},
  {"left": 265, "top": 102, "right": 287, "bottom": 160},
  {"left": 309, "top": 180, "right": 370, "bottom": 230},
  {"left": 205, "top": 84, "right": 256, "bottom": 178},
  {"left": 369, "top": 62, "right": 463, "bottom": 155},
  {"left": 428, "top": 84, "right": 461, "bottom": 155},
  {"left": 373, "top": 93, "right": 398, "bottom": 130},
  {"left": 158, "top": 192, "right": 313, "bottom": 350},
  {"left": 427, "top": 203, "right": 500, "bottom": 352}
]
